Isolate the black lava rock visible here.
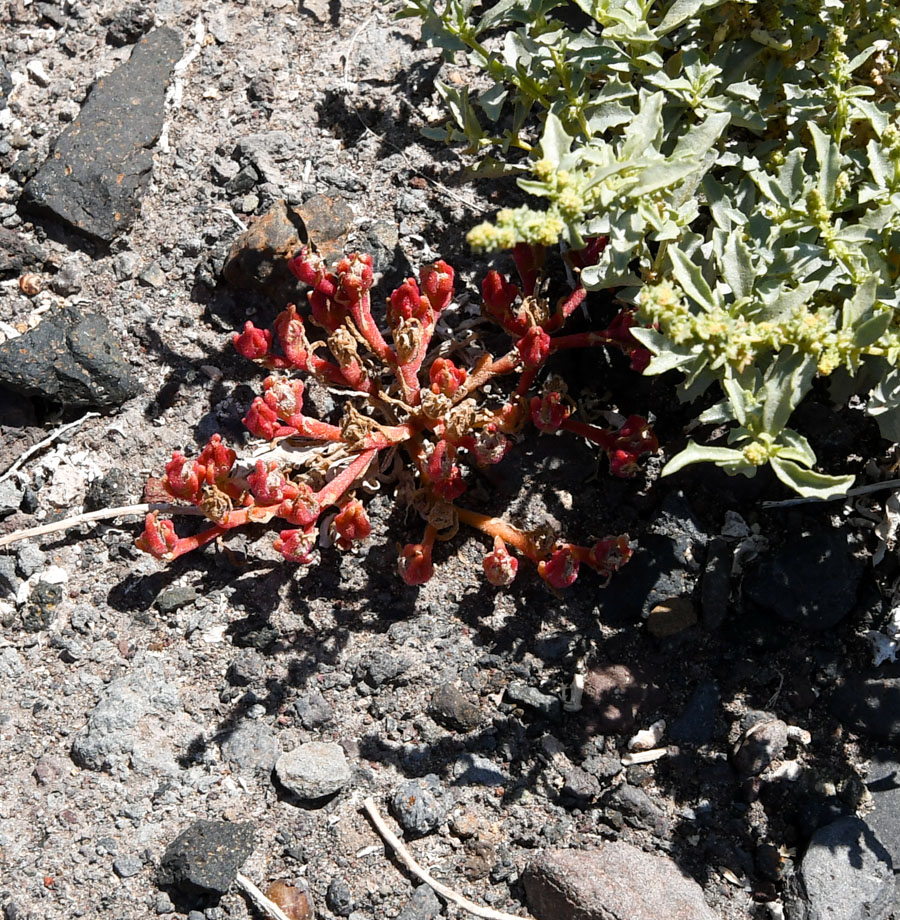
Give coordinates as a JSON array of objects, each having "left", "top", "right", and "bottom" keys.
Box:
[
  {"left": 325, "top": 877, "right": 353, "bottom": 917},
  {"left": 742, "top": 528, "right": 865, "bottom": 630},
  {"left": 0, "top": 306, "right": 140, "bottom": 409},
  {"left": 0, "top": 60, "right": 11, "bottom": 110},
  {"left": 158, "top": 820, "right": 256, "bottom": 896},
  {"left": 429, "top": 682, "right": 481, "bottom": 732},
  {"left": 670, "top": 680, "right": 720, "bottom": 745},
  {"left": 105, "top": 2, "right": 155, "bottom": 46},
  {"left": 22, "top": 29, "right": 182, "bottom": 241}
]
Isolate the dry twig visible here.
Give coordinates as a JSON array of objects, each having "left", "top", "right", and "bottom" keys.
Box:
[
  {"left": 362, "top": 797, "right": 529, "bottom": 920},
  {"left": 0, "top": 503, "right": 205, "bottom": 549},
  {"left": 761, "top": 477, "right": 900, "bottom": 509}
]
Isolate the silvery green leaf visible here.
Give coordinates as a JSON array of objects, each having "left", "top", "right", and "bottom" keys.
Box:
[
  {"left": 539, "top": 112, "right": 572, "bottom": 169},
  {"left": 587, "top": 102, "right": 637, "bottom": 133},
  {"left": 671, "top": 112, "right": 730, "bottom": 161},
  {"left": 477, "top": 83, "right": 508, "bottom": 122},
  {"left": 841, "top": 275, "right": 877, "bottom": 330},
  {"left": 517, "top": 178, "right": 555, "bottom": 197},
  {"left": 722, "top": 376, "right": 751, "bottom": 426},
  {"left": 769, "top": 456, "right": 855, "bottom": 498},
  {"left": 855, "top": 310, "right": 892, "bottom": 348},
  {"left": 699, "top": 400, "right": 731, "bottom": 424},
  {"left": 809, "top": 122, "right": 841, "bottom": 208},
  {"left": 725, "top": 80, "right": 761, "bottom": 102},
  {"left": 662, "top": 441, "right": 753, "bottom": 476},
  {"left": 775, "top": 428, "right": 816, "bottom": 465},
  {"left": 629, "top": 161, "right": 700, "bottom": 195},
  {"left": 656, "top": 0, "right": 723, "bottom": 35},
  {"left": 669, "top": 245, "right": 717, "bottom": 311},
  {"left": 720, "top": 232, "right": 754, "bottom": 299},
  {"left": 621, "top": 92, "right": 665, "bottom": 159},
  {"left": 761, "top": 350, "right": 816, "bottom": 435}
]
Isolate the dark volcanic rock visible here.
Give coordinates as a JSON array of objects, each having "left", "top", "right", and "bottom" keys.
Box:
[
  {"left": 742, "top": 528, "right": 865, "bottom": 630},
  {"left": 390, "top": 774, "right": 446, "bottom": 836},
  {"left": 429, "top": 682, "right": 481, "bottom": 732},
  {"left": 21, "top": 29, "right": 182, "bottom": 241},
  {"left": 830, "top": 676, "right": 900, "bottom": 742},
  {"left": 105, "top": 2, "right": 155, "bottom": 46},
  {"left": 0, "top": 306, "right": 140, "bottom": 408},
  {"left": 158, "top": 820, "right": 256, "bottom": 896},
  {"left": 785, "top": 816, "right": 894, "bottom": 920},
  {"left": 524, "top": 842, "right": 718, "bottom": 920},
  {"left": 865, "top": 752, "right": 900, "bottom": 868},
  {"left": 0, "top": 60, "right": 11, "bottom": 110},
  {"left": 670, "top": 680, "right": 720, "bottom": 745}
]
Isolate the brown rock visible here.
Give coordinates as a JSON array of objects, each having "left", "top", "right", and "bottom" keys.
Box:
[
  {"left": 647, "top": 597, "right": 697, "bottom": 638},
  {"left": 222, "top": 199, "right": 308, "bottom": 294},
  {"left": 524, "top": 843, "right": 718, "bottom": 920},
  {"left": 296, "top": 193, "right": 354, "bottom": 264},
  {"left": 581, "top": 663, "right": 659, "bottom": 734}
]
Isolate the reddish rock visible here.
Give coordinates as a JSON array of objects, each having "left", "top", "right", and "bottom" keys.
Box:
[
  {"left": 524, "top": 843, "right": 718, "bottom": 920},
  {"left": 581, "top": 663, "right": 660, "bottom": 734}
]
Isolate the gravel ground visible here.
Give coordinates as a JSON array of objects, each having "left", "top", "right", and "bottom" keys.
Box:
[{"left": 1, "top": 2, "right": 900, "bottom": 920}]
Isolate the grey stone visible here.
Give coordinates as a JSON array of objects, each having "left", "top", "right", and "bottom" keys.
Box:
[
  {"left": 396, "top": 884, "right": 442, "bottom": 920},
  {"left": 138, "top": 261, "right": 167, "bottom": 288},
  {"left": 670, "top": 680, "right": 719, "bottom": 745},
  {"left": 0, "top": 648, "right": 24, "bottom": 679},
  {"left": 293, "top": 688, "right": 333, "bottom": 729},
  {"left": 360, "top": 650, "right": 412, "bottom": 688},
  {"left": 0, "top": 480, "right": 22, "bottom": 518},
  {"left": 0, "top": 556, "right": 20, "bottom": 599},
  {"left": 507, "top": 681, "right": 562, "bottom": 720},
  {"left": 864, "top": 752, "right": 900, "bottom": 868},
  {"left": 607, "top": 784, "right": 668, "bottom": 836},
  {"left": 220, "top": 721, "right": 281, "bottom": 773},
  {"left": 71, "top": 656, "right": 182, "bottom": 771},
  {"left": 391, "top": 774, "right": 446, "bottom": 836},
  {"left": 0, "top": 228, "right": 50, "bottom": 278},
  {"left": 232, "top": 132, "right": 299, "bottom": 188},
  {"left": 275, "top": 742, "right": 352, "bottom": 799},
  {"left": 524, "top": 842, "right": 719, "bottom": 920},
  {"left": 49, "top": 259, "right": 84, "bottom": 296},
  {"left": 226, "top": 648, "right": 266, "bottom": 686},
  {"left": 84, "top": 468, "right": 132, "bottom": 511},
  {"left": 16, "top": 544, "right": 46, "bottom": 578},
  {"left": 429, "top": 682, "right": 481, "bottom": 732},
  {"left": 155, "top": 585, "right": 199, "bottom": 614},
  {"left": 732, "top": 718, "right": 788, "bottom": 775},
  {"left": 0, "top": 306, "right": 140, "bottom": 409},
  {"left": 158, "top": 820, "right": 256, "bottom": 895},
  {"left": 452, "top": 753, "right": 507, "bottom": 787},
  {"left": 113, "top": 854, "right": 143, "bottom": 878},
  {"left": 785, "top": 817, "right": 894, "bottom": 920},
  {"left": 325, "top": 877, "right": 353, "bottom": 917},
  {"left": 743, "top": 529, "right": 865, "bottom": 630},
  {"left": 22, "top": 29, "right": 182, "bottom": 241},
  {"left": 830, "top": 677, "right": 900, "bottom": 742},
  {"left": 113, "top": 251, "right": 141, "bottom": 281},
  {"left": 562, "top": 766, "right": 602, "bottom": 804},
  {"left": 0, "top": 60, "right": 10, "bottom": 110}
]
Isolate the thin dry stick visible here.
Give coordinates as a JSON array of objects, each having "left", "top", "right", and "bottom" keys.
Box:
[
  {"left": 235, "top": 874, "right": 293, "bottom": 920},
  {"left": 362, "top": 797, "right": 528, "bottom": 920},
  {"left": 0, "top": 411, "right": 100, "bottom": 484},
  {"left": 0, "top": 502, "right": 205, "bottom": 549},
  {"left": 761, "top": 477, "right": 900, "bottom": 509}
]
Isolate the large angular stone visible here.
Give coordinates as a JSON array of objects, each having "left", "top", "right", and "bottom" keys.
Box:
[
  {"left": 524, "top": 843, "right": 718, "bottom": 920},
  {"left": 22, "top": 29, "right": 182, "bottom": 241}
]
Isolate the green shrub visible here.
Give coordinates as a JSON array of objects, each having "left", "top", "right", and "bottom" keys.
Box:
[{"left": 402, "top": 0, "right": 900, "bottom": 496}]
